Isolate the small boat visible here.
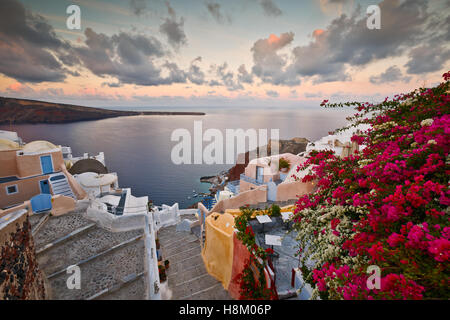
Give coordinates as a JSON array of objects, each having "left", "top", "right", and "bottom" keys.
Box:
[{"left": 187, "top": 196, "right": 191, "bottom": 200}]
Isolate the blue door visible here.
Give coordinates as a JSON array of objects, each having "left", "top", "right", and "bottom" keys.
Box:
[
  {"left": 267, "top": 181, "right": 277, "bottom": 202},
  {"left": 40, "top": 155, "right": 53, "bottom": 174},
  {"left": 40, "top": 180, "right": 51, "bottom": 194}
]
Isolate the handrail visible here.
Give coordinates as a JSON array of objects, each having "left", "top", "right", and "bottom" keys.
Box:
[{"left": 240, "top": 174, "right": 267, "bottom": 186}]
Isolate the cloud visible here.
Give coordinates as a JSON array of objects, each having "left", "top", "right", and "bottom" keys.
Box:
[
  {"left": 237, "top": 64, "right": 253, "bottom": 84},
  {"left": 160, "top": 1, "right": 187, "bottom": 49},
  {"left": 129, "top": 0, "right": 147, "bottom": 16},
  {"left": 251, "top": 32, "right": 300, "bottom": 85},
  {"left": 254, "top": 0, "right": 449, "bottom": 85},
  {"left": 209, "top": 62, "right": 243, "bottom": 91},
  {"left": 259, "top": 0, "right": 282, "bottom": 17},
  {"left": 162, "top": 61, "right": 188, "bottom": 83},
  {"left": 75, "top": 28, "right": 191, "bottom": 86},
  {"left": 370, "top": 66, "right": 411, "bottom": 84},
  {"left": 3, "top": 83, "right": 72, "bottom": 101},
  {"left": 304, "top": 91, "right": 323, "bottom": 98},
  {"left": 405, "top": 45, "right": 450, "bottom": 75},
  {"left": 206, "top": 1, "right": 231, "bottom": 24},
  {"left": 75, "top": 28, "right": 164, "bottom": 85},
  {"left": 102, "top": 81, "right": 123, "bottom": 88},
  {"left": 0, "top": 0, "right": 76, "bottom": 83},
  {"left": 266, "top": 90, "right": 279, "bottom": 98},
  {"left": 187, "top": 57, "right": 206, "bottom": 85},
  {"left": 318, "top": 0, "right": 351, "bottom": 15},
  {"left": 6, "top": 82, "right": 34, "bottom": 94}
]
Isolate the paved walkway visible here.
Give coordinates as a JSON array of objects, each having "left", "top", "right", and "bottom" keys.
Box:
[
  {"left": 158, "top": 216, "right": 231, "bottom": 300},
  {"left": 30, "top": 210, "right": 147, "bottom": 300}
]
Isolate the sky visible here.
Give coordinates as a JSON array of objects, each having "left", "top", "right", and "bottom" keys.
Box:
[{"left": 0, "top": 0, "right": 449, "bottom": 108}]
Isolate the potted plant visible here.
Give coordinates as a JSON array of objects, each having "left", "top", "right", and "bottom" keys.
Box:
[
  {"left": 164, "top": 259, "right": 170, "bottom": 269},
  {"left": 147, "top": 200, "right": 154, "bottom": 212},
  {"left": 158, "top": 265, "right": 167, "bottom": 282},
  {"left": 269, "top": 204, "right": 281, "bottom": 217},
  {"left": 155, "top": 238, "right": 160, "bottom": 250},
  {"left": 278, "top": 157, "right": 291, "bottom": 173}
]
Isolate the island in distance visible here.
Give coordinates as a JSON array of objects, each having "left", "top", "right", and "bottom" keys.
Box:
[{"left": 0, "top": 96, "right": 205, "bottom": 124}]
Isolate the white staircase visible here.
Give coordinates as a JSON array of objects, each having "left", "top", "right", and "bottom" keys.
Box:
[{"left": 49, "top": 173, "right": 76, "bottom": 199}]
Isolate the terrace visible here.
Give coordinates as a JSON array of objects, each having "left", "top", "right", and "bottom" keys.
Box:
[{"left": 248, "top": 216, "right": 313, "bottom": 299}]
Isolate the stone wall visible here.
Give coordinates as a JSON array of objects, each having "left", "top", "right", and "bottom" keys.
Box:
[
  {"left": 276, "top": 180, "right": 317, "bottom": 202},
  {"left": 0, "top": 210, "right": 47, "bottom": 300},
  {"left": 210, "top": 185, "right": 268, "bottom": 213}
]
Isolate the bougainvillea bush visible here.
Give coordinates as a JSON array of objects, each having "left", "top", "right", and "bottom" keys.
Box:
[{"left": 293, "top": 72, "right": 450, "bottom": 300}]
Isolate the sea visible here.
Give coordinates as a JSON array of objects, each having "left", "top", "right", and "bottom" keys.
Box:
[{"left": 0, "top": 106, "right": 354, "bottom": 208}]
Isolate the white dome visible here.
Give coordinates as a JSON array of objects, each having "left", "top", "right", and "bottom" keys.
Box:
[
  {"left": 77, "top": 172, "right": 117, "bottom": 187},
  {"left": 0, "top": 138, "right": 19, "bottom": 151},
  {"left": 23, "top": 140, "right": 58, "bottom": 153}
]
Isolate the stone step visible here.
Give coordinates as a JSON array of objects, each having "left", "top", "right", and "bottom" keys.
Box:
[
  {"left": 163, "top": 238, "right": 199, "bottom": 258},
  {"left": 33, "top": 212, "right": 94, "bottom": 250},
  {"left": 173, "top": 273, "right": 224, "bottom": 300},
  {"left": 92, "top": 272, "right": 146, "bottom": 300},
  {"left": 157, "top": 221, "right": 231, "bottom": 300},
  {"left": 166, "top": 262, "right": 206, "bottom": 287},
  {"left": 185, "top": 283, "right": 231, "bottom": 300},
  {"left": 37, "top": 226, "right": 144, "bottom": 276},
  {"left": 46, "top": 238, "right": 145, "bottom": 300},
  {"left": 162, "top": 234, "right": 198, "bottom": 251},
  {"left": 163, "top": 245, "right": 200, "bottom": 265},
  {"left": 36, "top": 222, "right": 96, "bottom": 255},
  {"left": 166, "top": 253, "right": 204, "bottom": 279}
]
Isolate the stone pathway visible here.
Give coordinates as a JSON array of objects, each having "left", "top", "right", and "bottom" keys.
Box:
[
  {"left": 158, "top": 215, "right": 231, "bottom": 300},
  {"left": 29, "top": 210, "right": 147, "bottom": 300}
]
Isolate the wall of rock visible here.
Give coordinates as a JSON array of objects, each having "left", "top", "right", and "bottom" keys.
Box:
[{"left": 0, "top": 210, "right": 47, "bottom": 300}]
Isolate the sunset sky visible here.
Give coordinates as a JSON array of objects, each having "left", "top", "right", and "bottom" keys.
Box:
[{"left": 0, "top": 0, "right": 449, "bottom": 108}]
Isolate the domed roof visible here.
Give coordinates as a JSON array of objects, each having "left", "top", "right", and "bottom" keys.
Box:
[
  {"left": 23, "top": 140, "right": 58, "bottom": 153},
  {"left": 69, "top": 158, "right": 108, "bottom": 175},
  {"left": 0, "top": 138, "right": 19, "bottom": 151},
  {"left": 77, "top": 172, "right": 117, "bottom": 187}
]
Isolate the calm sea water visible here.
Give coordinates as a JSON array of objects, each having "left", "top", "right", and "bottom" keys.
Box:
[{"left": 0, "top": 106, "right": 353, "bottom": 208}]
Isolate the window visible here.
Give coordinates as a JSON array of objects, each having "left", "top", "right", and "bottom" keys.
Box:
[
  {"left": 256, "top": 166, "right": 264, "bottom": 183},
  {"left": 6, "top": 185, "right": 18, "bottom": 195}
]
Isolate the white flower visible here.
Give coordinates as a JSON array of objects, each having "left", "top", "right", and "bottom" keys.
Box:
[
  {"left": 427, "top": 139, "right": 437, "bottom": 145},
  {"left": 420, "top": 119, "right": 433, "bottom": 127}
]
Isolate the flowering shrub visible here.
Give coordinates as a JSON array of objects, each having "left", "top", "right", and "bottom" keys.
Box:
[
  {"left": 293, "top": 72, "right": 450, "bottom": 300},
  {"left": 234, "top": 206, "right": 277, "bottom": 300}
]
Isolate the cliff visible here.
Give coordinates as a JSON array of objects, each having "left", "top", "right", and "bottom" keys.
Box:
[{"left": 0, "top": 97, "right": 205, "bottom": 124}]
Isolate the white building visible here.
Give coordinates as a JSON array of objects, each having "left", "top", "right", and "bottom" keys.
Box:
[{"left": 74, "top": 172, "right": 119, "bottom": 198}]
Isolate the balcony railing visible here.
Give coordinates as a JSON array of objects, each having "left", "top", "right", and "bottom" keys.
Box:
[
  {"left": 227, "top": 180, "right": 240, "bottom": 194},
  {"left": 240, "top": 174, "right": 267, "bottom": 186}
]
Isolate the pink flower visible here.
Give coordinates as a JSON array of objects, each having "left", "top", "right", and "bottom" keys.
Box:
[
  {"left": 387, "top": 233, "right": 405, "bottom": 247},
  {"left": 428, "top": 238, "right": 450, "bottom": 262}
]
